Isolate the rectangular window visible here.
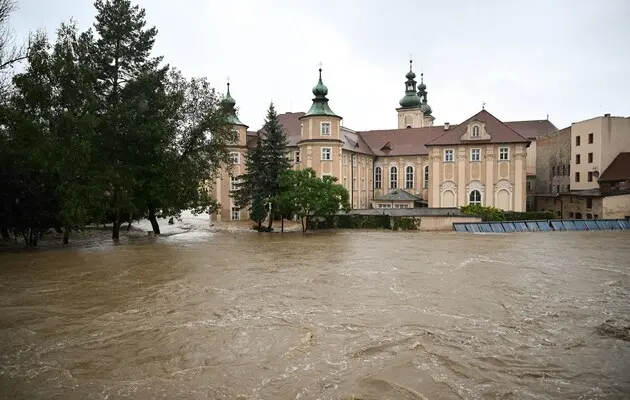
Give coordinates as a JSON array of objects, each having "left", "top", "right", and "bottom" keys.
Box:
[
  {"left": 352, "top": 177, "right": 356, "bottom": 190},
  {"left": 575, "top": 172, "right": 580, "bottom": 182},
  {"left": 352, "top": 156, "right": 356, "bottom": 167},
  {"left": 471, "top": 148, "right": 481, "bottom": 162},
  {"left": 586, "top": 198, "right": 593, "bottom": 208},
  {"left": 587, "top": 171, "right": 593, "bottom": 182},
  {"left": 362, "top": 178, "right": 366, "bottom": 190},
  {"left": 588, "top": 133, "right": 593, "bottom": 144},
  {"left": 343, "top": 154, "right": 347, "bottom": 166},
  {"left": 586, "top": 213, "right": 592, "bottom": 219},
  {"left": 374, "top": 167, "right": 382, "bottom": 189},
  {"left": 295, "top": 151, "right": 300, "bottom": 163},
  {"left": 576, "top": 154, "right": 581, "bottom": 164},
  {"left": 343, "top": 177, "right": 347, "bottom": 189},
  {"left": 230, "top": 176, "right": 238, "bottom": 191},
  {"left": 230, "top": 152, "right": 239, "bottom": 164},
  {"left": 575, "top": 212, "right": 582, "bottom": 219},
  {"left": 231, "top": 207, "right": 239, "bottom": 221},
  {"left": 499, "top": 147, "right": 509, "bottom": 161},
  {"left": 526, "top": 181, "right": 532, "bottom": 191},
  {"left": 321, "top": 147, "right": 332, "bottom": 160},
  {"left": 320, "top": 122, "right": 331, "bottom": 136},
  {"left": 444, "top": 149, "right": 454, "bottom": 162},
  {"left": 588, "top": 152, "right": 593, "bottom": 163},
  {"left": 576, "top": 136, "right": 580, "bottom": 146}
]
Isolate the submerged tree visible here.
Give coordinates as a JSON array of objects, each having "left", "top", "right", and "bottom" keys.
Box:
[{"left": 276, "top": 168, "right": 350, "bottom": 232}]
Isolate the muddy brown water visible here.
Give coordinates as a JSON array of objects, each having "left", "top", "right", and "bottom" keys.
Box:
[{"left": 1, "top": 230, "right": 630, "bottom": 399}]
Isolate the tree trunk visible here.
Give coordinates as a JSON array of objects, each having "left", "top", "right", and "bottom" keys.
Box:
[
  {"left": 148, "top": 209, "right": 161, "bottom": 235},
  {"left": 63, "top": 227, "right": 70, "bottom": 245},
  {"left": 281, "top": 217, "right": 284, "bottom": 233},
  {"left": 1, "top": 226, "right": 9, "bottom": 239},
  {"left": 301, "top": 218, "right": 307, "bottom": 233},
  {"left": 257, "top": 220, "right": 262, "bottom": 232},
  {"left": 112, "top": 220, "right": 121, "bottom": 241},
  {"left": 112, "top": 187, "right": 121, "bottom": 241},
  {"left": 266, "top": 209, "right": 274, "bottom": 231}
]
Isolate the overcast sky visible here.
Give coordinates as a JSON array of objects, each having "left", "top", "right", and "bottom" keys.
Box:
[{"left": 8, "top": 0, "right": 630, "bottom": 131}]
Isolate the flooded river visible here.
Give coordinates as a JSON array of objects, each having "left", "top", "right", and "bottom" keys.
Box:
[{"left": 1, "top": 230, "right": 629, "bottom": 399}]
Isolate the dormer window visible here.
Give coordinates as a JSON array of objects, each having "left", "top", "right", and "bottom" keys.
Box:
[
  {"left": 472, "top": 126, "right": 480, "bottom": 137},
  {"left": 320, "top": 122, "right": 331, "bottom": 136}
]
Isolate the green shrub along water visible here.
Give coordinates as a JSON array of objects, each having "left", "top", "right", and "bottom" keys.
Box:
[
  {"left": 312, "top": 215, "right": 418, "bottom": 230},
  {"left": 459, "top": 205, "right": 555, "bottom": 222}
]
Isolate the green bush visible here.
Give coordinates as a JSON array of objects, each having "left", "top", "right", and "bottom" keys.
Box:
[
  {"left": 391, "top": 217, "right": 419, "bottom": 231},
  {"left": 459, "top": 205, "right": 505, "bottom": 221}
]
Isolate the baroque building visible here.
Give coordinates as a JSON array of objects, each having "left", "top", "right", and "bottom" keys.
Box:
[{"left": 211, "top": 62, "right": 557, "bottom": 222}]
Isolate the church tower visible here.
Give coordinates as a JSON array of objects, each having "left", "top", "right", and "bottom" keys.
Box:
[
  {"left": 396, "top": 60, "right": 425, "bottom": 129},
  {"left": 417, "top": 73, "right": 435, "bottom": 127},
  {"left": 224, "top": 81, "right": 249, "bottom": 146},
  {"left": 298, "top": 66, "right": 343, "bottom": 180}
]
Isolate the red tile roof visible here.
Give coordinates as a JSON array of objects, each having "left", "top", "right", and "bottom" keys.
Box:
[
  {"left": 359, "top": 126, "right": 449, "bottom": 156},
  {"left": 426, "top": 109, "right": 530, "bottom": 146},
  {"left": 598, "top": 152, "right": 630, "bottom": 182},
  {"left": 505, "top": 119, "right": 558, "bottom": 139}
]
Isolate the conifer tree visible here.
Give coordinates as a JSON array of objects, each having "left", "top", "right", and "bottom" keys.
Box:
[
  {"left": 259, "top": 102, "right": 291, "bottom": 230},
  {"left": 233, "top": 131, "right": 268, "bottom": 229}
]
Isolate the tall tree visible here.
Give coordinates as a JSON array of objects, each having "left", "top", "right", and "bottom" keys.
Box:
[
  {"left": 258, "top": 102, "right": 291, "bottom": 230},
  {"left": 0, "top": 0, "right": 27, "bottom": 100},
  {"left": 232, "top": 131, "right": 268, "bottom": 230},
  {"left": 91, "top": 0, "right": 161, "bottom": 240},
  {"left": 276, "top": 168, "right": 350, "bottom": 233}
]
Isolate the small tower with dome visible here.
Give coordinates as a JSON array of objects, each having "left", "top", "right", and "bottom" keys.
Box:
[
  {"left": 396, "top": 60, "right": 425, "bottom": 129},
  {"left": 417, "top": 73, "right": 435, "bottom": 127},
  {"left": 298, "top": 65, "right": 344, "bottom": 178}
]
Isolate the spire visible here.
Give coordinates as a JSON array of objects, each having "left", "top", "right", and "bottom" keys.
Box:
[
  {"left": 418, "top": 72, "right": 432, "bottom": 116},
  {"left": 399, "top": 58, "right": 422, "bottom": 109},
  {"left": 303, "top": 64, "right": 340, "bottom": 118},
  {"left": 223, "top": 78, "right": 245, "bottom": 126}
]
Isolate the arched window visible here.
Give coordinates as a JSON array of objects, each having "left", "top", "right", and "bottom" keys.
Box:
[
  {"left": 469, "top": 190, "right": 482, "bottom": 205},
  {"left": 424, "top": 165, "right": 429, "bottom": 188},
  {"left": 405, "top": 166, "right": 414, "bottom": 189},
  {"left": 472, "top": 126, "right": 480, "bottom": 137},
  {"left": 374, "top": 167, "right": 382, "bottom": 189},
  {"left": 390, "top": 166, "right": 398, "bottom": 189}
]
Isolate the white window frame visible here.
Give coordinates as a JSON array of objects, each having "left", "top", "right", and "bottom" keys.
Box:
[
  {"left": 472, "top": 126, "right": 480, "bottom": 137},
  {"left": 374, "top": 166, "right": 382, "bottom": 189},
  {"left": 471, "top": 148, "right": 481, "bottom": 162},
  {"left": 321, "top": 147, "right": 332, "bottom": 161},
  {"left": 405, "top": 166, "right": 414, "bottom": 189},
  {"left": 444, "top": 149, "right": 454, "bottom": 163},
  {"left": 499, "top": 147, "right": 509, "bottom": 161},
  {"left": 230, "top": 176, "right": 239, "bottom": 191},
  {"left": 295, "top": 151, "right": 300, "bottom": 163},
  {"left": 352, "top": 155, "right": 357, "bottom": 167},
  {"left": 230, "top": 152, "right": 240, "bottom": 164},
  {"left": 469, "top": 190, "right": 482, "bottom": 205},
  {"left": 231, "top": 206, "right": 240, "bottom": 221},
  {"left": 389, "top": 166, "right": 398, "bottom": 189},
  {"left": 423, "top": 165, "right": 429, "bottom": 188},
  {"left": 320, "top": 122, "right": 331, "bottom": 136}
]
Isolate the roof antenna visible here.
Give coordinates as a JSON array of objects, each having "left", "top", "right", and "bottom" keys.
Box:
[
  {"left": 482, "top": 101, "right": 486, "bottom": 110},
  {"left": 546, "top": 112, "right": 549, "bottom": 120}
]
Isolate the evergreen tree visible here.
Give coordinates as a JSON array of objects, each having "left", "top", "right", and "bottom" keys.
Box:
[
  {"left": 259, "top": 102, "right": 291, "bottom": 230},
  {"left": 91, "top": 0, "right": 161, "bottom": 240},
  {"left": 233, "top": 131, "right": 268, "bottom": 229}
]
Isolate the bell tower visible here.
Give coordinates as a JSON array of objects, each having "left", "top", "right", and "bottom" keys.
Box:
[
  {"left": 396, "top": 59, "right": 424, "bottom": 129},
  {"left": 297, "top": 65, "right": 343, "bottom": 180},
  {"left": 417, "top": 73, "right": 435, "bottom": 127}
]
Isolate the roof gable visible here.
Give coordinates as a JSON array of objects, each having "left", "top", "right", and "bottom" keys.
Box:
[
  {"left": 426, "top": 109, "right": 530, "bottom": 146},
  {"left": 599, "top": 152, "right": 630, "bottom": 182},
  {"left": 374, "top": 188, "right": 421, "bottom": 202}
]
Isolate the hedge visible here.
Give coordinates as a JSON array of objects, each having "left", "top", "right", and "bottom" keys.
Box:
[
  {"left": 459, "top": 205, "right": 556, "bottom": 221},
  {"left": 310, "top": 214, "right": 418, "bottom": 230}
]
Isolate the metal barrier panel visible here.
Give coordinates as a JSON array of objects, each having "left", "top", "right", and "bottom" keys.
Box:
[
  {"left": 490, "top": 223, "right": 505, "bottom": 233},
  {"left": 514, "top": 222, "right": 528, "bottom": 232},
  {"left": 454, "top": 224, "right": 467, "bottom": 232},
  {"left": 620, "top": 220, "right": 630, "bottom": 230},
  {"left": 467, "top": 224, "right": 480, "bottom": 233},
  {"left": 609, "top": 220, "right": 621, "bottom": 230},
  {"left": 573, "top": 220, "right": 588, "bottom": 230},
  {"left": 502, "top": 222, "right": 516, "bottom": 232},
  {"left": 585, "top": 220, "right": 599, "bottom": 230},
  {"left": 550, "top": 221, "right": 565, "bottom": 231},
  {"left": 562, "top": 220, "right": 578, "bottom": 231},
  {"left": 537, "top": 221, "right": 552, "bottom": 231},
  {"left": 526, "top": 221, "right": 540, "bottom": 231},
  {"left": 595, "top": 220, "right": 609, "bottom": 229},
  {"left": 480, "top": 223, "right": 494, "bottom": 233}
]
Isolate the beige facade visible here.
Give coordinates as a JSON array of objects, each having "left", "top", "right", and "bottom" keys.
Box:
[
  {"left": 571, "top": 115, "right": 630, "bottom": 191},
  {"left": 427, "top": 143, "right": 527, "bottom": 211},
  {"left": 210, "top": 66, "right": 561, "bottom": 222}
]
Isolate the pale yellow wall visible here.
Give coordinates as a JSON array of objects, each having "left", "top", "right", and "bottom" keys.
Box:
[
  {"left": 428, "top": 142, "right": 527, "bottom": 211},
  {"left": 340, "top": 151, "right": 373, "bottom": 209},
  {"left": 417, "top": 215, "right": 482, "bottom": 231},
  {"left": 397, "top": 107, "right": 425, "bottom": 129},
  {"left": 526, "top": 140, "right": 537, "bottom": 176},
  {"left": 571, "top": 116, "right": 630, "bottom": 191},
  {"left": 373, "top": 155, "right": 430, "bottom": 201},
  {"left": 602, "top": 194, "right": 630, "bottom": 219},
  {"left": 297, "top": 115, "right": 344, "bottom": 181}
]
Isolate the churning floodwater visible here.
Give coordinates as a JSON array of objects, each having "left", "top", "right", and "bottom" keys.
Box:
[{"left": 1, "top": 230, "right": 629, "bottom": 399}]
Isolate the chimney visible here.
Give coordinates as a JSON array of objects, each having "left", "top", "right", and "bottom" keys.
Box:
[
  {"left": 604, "top": 113, "right": 610, "bottom": 117},
  {"left": 444, "top": 122, "right": 450, "bottom": 130}
]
